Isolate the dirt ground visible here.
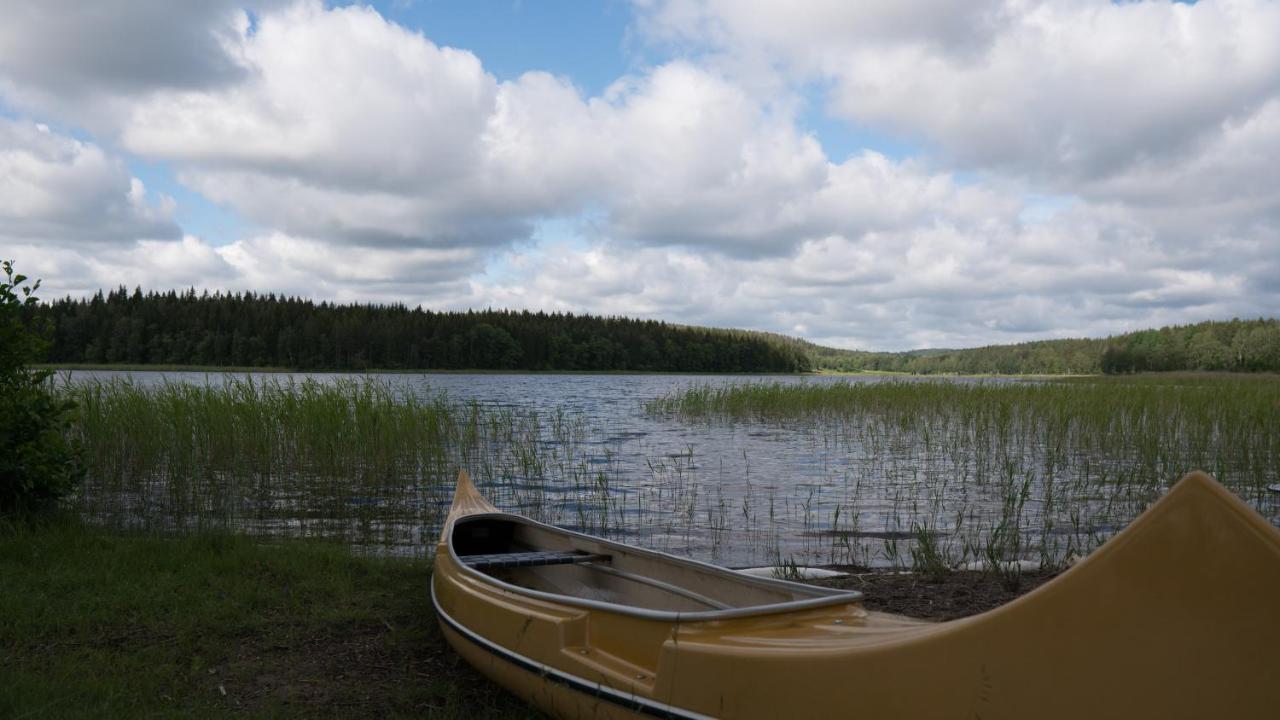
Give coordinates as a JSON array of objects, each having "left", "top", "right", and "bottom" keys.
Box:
[
  {"left": 211, "top": 613, "right": 541, "bottom": 718},
  {"left": 808, "top": 569, "right": 1058, "bottom": 620}
]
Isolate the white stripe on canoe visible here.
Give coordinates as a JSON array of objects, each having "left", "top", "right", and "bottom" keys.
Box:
[{"left": 431, "top": 579, "right": 716, "bottom": 720}]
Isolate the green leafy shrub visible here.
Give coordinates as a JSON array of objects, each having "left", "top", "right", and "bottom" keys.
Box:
[{"left": 1, "top": 261, "right": 82, "bottom": 514}]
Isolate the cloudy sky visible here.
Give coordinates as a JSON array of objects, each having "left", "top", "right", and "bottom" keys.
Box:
[{"left": 2, "top": 0, "right": 1277, "bottom": 350}]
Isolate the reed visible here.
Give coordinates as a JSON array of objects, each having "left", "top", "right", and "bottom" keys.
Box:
[
  {"left": 60, "top": 375, "right": 601, "bottom": 553},
  {"left": 57, "top": 373, "right": 1279, "bottom": 575},
  {"left": 646, "top": 375, "right": 1280, "bottom": 572}
]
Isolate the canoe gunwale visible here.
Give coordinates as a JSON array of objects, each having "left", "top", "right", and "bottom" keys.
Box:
[
  {"left": 444, "top": 510, "right": 865, "bottom": 622},
  {"left": 430, "top": 579, "right": 716, "bottom": 720}
]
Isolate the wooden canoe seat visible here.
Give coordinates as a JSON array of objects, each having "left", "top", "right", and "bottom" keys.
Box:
[{"left": 460, "top": 550, "right": 610, "bottom": 570}]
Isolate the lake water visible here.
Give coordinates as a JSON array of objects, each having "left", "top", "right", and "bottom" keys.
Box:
[{"left": 67, "top": 370, "right": 1276, "bottom": 568}]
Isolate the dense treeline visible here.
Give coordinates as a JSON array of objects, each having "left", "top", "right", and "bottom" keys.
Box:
[
  {"left": 34, "top": 288, "right": 811, "bottom": 373},
  {"left": 29, "top": 286, "right": 1280, "bottom": 375},
  {"left": 1098, "top": 319, "right": 1280, "bottom": 373},
  {"left": 805, "top": 318, "right": 1280, "bottom": 375}
]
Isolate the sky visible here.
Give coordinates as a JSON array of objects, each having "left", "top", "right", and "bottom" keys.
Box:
[{"left": 1, "top": 0, "right": 1278, "bottom": 351}]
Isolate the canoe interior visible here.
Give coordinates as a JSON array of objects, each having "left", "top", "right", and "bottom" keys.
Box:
[{"left": 452, "top": 515, "right": 846, "bottom": 613}]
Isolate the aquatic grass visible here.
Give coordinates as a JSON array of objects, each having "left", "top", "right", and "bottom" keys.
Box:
[
  {"left": 646, "top": 375, "right": 1280, "bottom": 572},
  {"left": 53, "top": 371, "right": 1280, "bottom": 574},
  {"left": 59, "top": 375, "right": 600, "bottom": 553}
]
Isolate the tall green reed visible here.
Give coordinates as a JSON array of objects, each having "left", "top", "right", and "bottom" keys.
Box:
[
  {"left": 646, "top": 375, "right": 1280, "bottom": 572},
  {"left": 61, "top": 375, "right": 597, "bottom": 553}
]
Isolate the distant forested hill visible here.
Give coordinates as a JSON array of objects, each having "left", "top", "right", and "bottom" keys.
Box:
[
  {"left": 802, "top": 318, "right": 1280, "bottom": 375},
  {"left": 35, "top": 288, "right": 811, "bottom": 373},
  {"left": 31, "top": 287, "right": 1279, "bottom": 375}
]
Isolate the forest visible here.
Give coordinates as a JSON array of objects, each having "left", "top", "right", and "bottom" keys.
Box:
[
  {"left": 801, "top": 318, "right": 1280, "bottom": 374},
  {"left": 34, "top": 288, "right": 812, "bottom": 373},
  {"left": 30, "top": 288, "right": 1280, "bottom": 375}
]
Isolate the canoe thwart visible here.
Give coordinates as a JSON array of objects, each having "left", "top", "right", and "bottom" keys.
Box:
[{"left": 460, "top": 550, "right": 612, "bottom": 570}]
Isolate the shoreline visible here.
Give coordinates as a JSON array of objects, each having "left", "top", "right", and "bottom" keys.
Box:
[
  {"left": 43, "top": 362, "right": 1116, "bottom": 380},
  {"left": 40, "top": 363, "right": 817, "bottom": 376},
  {"left": 45, "top": 363, "right": 1279, "bottom": 381},
  {"left": 2, "top": 521, "right": 1047, "bottom": 719}
]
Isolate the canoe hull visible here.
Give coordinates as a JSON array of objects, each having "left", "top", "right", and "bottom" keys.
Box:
[
  {"left": 433, "top": 579, "right": 662, "bottom": 720},
  {"left": 437, "top": 623, "right": 649, "bottom": 720},
  {"left": 433, "top": 471, "right": 1280, "bottom": 719}
]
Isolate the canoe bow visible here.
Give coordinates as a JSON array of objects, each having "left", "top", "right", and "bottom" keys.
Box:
[{"left": 439, "top": 469, "right": 499, "bottom": 543}]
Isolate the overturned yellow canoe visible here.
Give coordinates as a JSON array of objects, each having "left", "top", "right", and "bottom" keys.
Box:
[{"left": 431, "top": 471, "right": 1280, "bottom": 719}]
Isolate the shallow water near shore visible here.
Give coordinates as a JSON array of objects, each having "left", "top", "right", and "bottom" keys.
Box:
[{"left": 63, "top": 370, "right": 1280, "bottom": 569}]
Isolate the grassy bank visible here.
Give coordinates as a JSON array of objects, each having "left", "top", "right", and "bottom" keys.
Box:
[
  {"left": 2, "top": 520, "right": 1061, "bottom": 719},
  {"left": 0, "top": 518, "right": 539, "bottom": 719}
]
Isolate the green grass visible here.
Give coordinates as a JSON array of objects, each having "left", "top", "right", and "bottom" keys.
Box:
[{"left": 0, "top": 517, "right": 539, "bottom": 719}]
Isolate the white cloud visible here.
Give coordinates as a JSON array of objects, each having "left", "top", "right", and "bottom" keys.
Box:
[
  {"left": 638, "top": 0, "right": 1010, "bottom": 62},
  {"left": 11, "top": 235, "right": 232, "bottom": 298},
  {"left": 113, "top": 4, "right": 1016, "bottom": 260},
  {"left": 3, "top": 1, "right": 1277, "bottom": 350},
  {"left": 0, "top": 1, "right": 286, "bottom": 132},
  {"left": 1081, "top": 98, "right": 1280, "bottom": 235},
  {"left": 121, "top": 1, "right": 515, "bottom": 248},
  {"left": 470, "top": 197, "right": 1273, "bottom": 350},
  {"left": 640, "top": 0, "right": 1280, "bottom": 188},
  {"left": 17, "top": 229, "right": 484, "bottom": 308},
  {"left": 0, "top": 118, "right": 178, "bottom": 247},
  {"left": 216, "top": 232, "right": 481, "bottom": 304}
]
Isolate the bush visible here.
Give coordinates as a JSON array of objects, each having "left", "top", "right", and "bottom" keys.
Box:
[{"left": 0, "top": 261, "right": 82, "bottom": 515}]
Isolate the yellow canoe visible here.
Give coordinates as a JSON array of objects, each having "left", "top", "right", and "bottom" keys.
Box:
[{"left": 431, "top": 471, "right": 1280, "bottom": 719}]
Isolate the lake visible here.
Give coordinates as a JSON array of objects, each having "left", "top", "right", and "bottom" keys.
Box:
[{"left": 63, "top": 370, "right": 1278, "bottom": 569}]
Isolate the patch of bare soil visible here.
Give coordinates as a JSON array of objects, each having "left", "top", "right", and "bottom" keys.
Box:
[
  {"left": 807, "top": 570, "right": 1060, "bottom": 621},
  {"left": 209, "top": 612, "right": 538, "bottom": 718}
]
